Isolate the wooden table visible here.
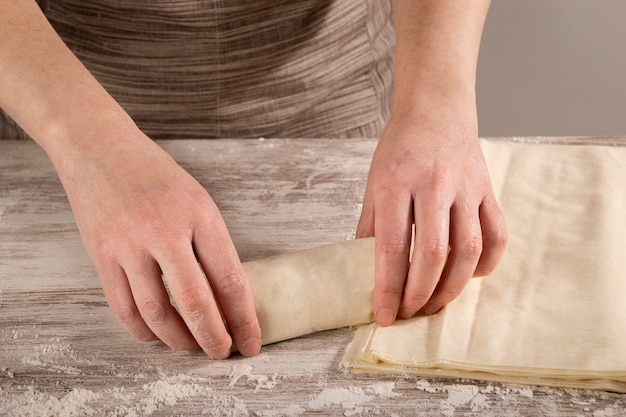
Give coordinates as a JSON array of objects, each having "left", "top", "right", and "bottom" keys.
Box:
[{"left": 1, "top": 137, "right": 625, "bottom": 416}]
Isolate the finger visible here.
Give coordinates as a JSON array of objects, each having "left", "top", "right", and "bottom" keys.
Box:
[
  {"left": 423, "top": 203, "right": 482, "bottom": 315},
  {"left": 124, "top": 255, "right": 199, "bottom": 350},
  {"left": 157, "top": 242, "right": 235, "bottom": 359},
  {"left": 356, "top": 188, "right": 375, "bottom": 238},
  {"left": 97, "top": 261, "right": 158, "bottom": 342},
  {"left": 473, "top": 195, "right": 508, "bottom": 277},
  {"left": 372, "top": 190, "right": 413, "bottom": 326},
  {"left": 194, "top": 221, "right": 261, "bottom": 357},
  {"left": 397, "top": 202, "right": 450, "bottom": 319}
]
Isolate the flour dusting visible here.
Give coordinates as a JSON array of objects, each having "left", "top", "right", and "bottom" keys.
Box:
[
  {"left": 20, "top": 338, "right": 85, "bottom": 375},
  {"left": 1, "top": 374, "right": 249, "bottom": 417},
  {"left": 3, "top": 335, "right": 624, "bottom": 416},
  {"left": 416, "top": 380, "right": 495, "bottom": 415},
  {"left": 364, "top": 381, "right": 396, "bottom": 398},
  {"left": 1, "top": 386, "right": 100, "bottom": 417},
  {"left": 308, "top": 382, "right": 396, "bottom": 416},
  {"left": 229, "top": 363, "right": 253, "bottom": 387},
  {"left": 228, "top": 362, "right": 278, "bottom": 392},
  {"left": 445, "top": 384, "right": 479, "bottom": 406},
  {"left": 416, "top": 379, "right": 441, "bottom": 393},
  {"left": 254, "top": 404, "right": 305, "bottom": 417}
]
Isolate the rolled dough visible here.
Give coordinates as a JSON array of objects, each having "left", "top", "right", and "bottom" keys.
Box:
[
  {"left": 242, "top": 237, "right": 375, "bottom": 346},
  {"left": 340, "top": 140, "right": 626, "bottom": 393}
]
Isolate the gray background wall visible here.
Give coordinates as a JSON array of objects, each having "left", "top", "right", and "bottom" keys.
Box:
[{"left": 476, "top": 0, "right": 626, "bottom": 137}]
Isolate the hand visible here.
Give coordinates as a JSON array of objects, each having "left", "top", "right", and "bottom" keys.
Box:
[
  {"left": 2, "top": 0, "right": 262, "bottom": 358},
  {"left": 57, "top": 127, "right": 261, "bottom": 358},
  {"left": 356, "top": 107, "right": 507, "bottom": 325}
]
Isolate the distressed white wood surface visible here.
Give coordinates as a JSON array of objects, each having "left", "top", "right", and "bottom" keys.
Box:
[{"left": 1, "top": 137, "right": 625, "bottom": 416}]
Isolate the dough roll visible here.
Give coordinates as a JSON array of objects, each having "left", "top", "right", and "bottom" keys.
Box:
[{"left": 242, "top": 237, "right": 375, "bottom": 346}]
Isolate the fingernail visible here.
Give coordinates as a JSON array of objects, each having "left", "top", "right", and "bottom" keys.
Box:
[
  {"left": 375, "top": 308, "right": 396, "bottom": 326},
  {"left": 424, "top": 303, "right": 442, "bottom": 315},
  {"left": 239, "top": 338, "right": 262, "bottom": 357}
]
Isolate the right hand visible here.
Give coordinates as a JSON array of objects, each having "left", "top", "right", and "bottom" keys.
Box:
[{"left": 57, "top": 126, "right": 261, "bottom": 359}]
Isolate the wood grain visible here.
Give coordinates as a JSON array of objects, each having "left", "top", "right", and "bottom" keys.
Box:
[{"left": 1, "top": 137, "right": 625, "bottom": 416}]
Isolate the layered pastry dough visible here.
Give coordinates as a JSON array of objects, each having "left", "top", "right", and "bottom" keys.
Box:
[
  {"left": 243, "top": 237, "right": 375, "bottom": 346},
  {"left": 341, "top": 140, "right": 626, "bottom": 393}
]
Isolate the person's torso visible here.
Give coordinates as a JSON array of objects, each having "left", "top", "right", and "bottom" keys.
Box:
[{"left": 2, "top": 0, "right": 394, "bottom": 139}]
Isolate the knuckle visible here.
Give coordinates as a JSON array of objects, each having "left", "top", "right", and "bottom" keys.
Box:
[
  {"left": 376, "top": 280, "right": 404, "bottom": 298},
  {"left": 139, "top": 297, "right": 168, "bottom": 326},
  {"left": 177, "top": 286, "right": 212, "bottom": 318},
  {"left": 404, "top": 292, "right": 432, "bottom": 310},
  {"left": 380, "top": 236, "right": 411, "bottom": 257},
  {"left": 420, "top": 238, "right": 449, "bottom": 264},
  {"left": 228, "top": 315, "right": 259, "bottom": 335},
  {"left": 93, "top": 238, "right": 123, "bottom": 262},
  {"left": 458, "top": 233, "right": 483, "bottom": 259},
  {"left": 214, "top": 270, "right": 246, "bottom": 299},
  {"left": 110, "top": 302, "right": 141, "bottom": 325}
]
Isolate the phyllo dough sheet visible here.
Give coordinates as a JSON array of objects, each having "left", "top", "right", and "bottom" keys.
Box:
[{"left": 342, "top": 140, "right": 626, "bottom": 393}]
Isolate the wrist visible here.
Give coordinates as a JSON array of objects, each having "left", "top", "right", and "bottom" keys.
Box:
[
  {"left": 389, "top": 80, "right": 478, "bottom": 133},
  {"left": 42, "top": 104, "right": 143, "bottom": 179}
]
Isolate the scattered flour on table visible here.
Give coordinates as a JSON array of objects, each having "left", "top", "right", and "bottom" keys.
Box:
[
  {"left": 121, "top": 375, "right": 248, "bottom": 417},
  {"left": 0, "top": 386, "right": 100, "bottom": 417},
  {"left": 308, "top": 382, "right": 396, "bottom": 416},
  {"left": 445, "top": 384, "right": 480, "bottom": 407},
  {"left": 416, "top": 380, "right": 490, "bottom": 416},
  {"left": 1, "top": 374, "right": 249, "bottom": 417},
  {"left": 414, "top": 380, "right": 623, "bottom": 417},
  {"left": 20, "top": 337, "right": 89, "bottom": 375},
  {"left": 229, "top": 363, "right": 254, "bottom": 387},
  {"left": 254, "top": 404, "right": 306, "bottom": 417},
  {"left": 5, "top": 336, "right": 626, "bottom": 416},
  {"left": 229, "top": 362, "right": 278, "bottom": 392},
  {"left": 4, "top": 336, "right": 249, "bottom": 416}
]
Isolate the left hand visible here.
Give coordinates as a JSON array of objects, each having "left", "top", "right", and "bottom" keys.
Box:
[{"left": 356, "top": 106, "right": 508, "bottom": 325}]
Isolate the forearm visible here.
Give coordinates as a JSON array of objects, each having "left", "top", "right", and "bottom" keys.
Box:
[
  {"left": 390, "top": 0, "right": 490, "bottom": 120},
  {"left": 0, "top": 1, "right": 133, "bottom": 164}
]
